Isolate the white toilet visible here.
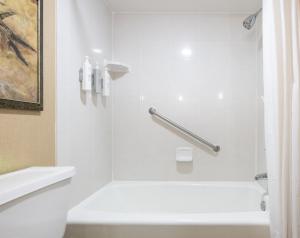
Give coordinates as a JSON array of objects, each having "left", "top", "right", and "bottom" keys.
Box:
[{"left": 0, "top": 167, "right": 75, "bottom": 238}]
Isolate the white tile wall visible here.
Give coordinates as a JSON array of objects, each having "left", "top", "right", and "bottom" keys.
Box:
[
  {"left": 56, "top": 0, "right": 113, "bottom": 206},
  {"left": 112, "top": 13, "right": 262, "bottom": 181}
]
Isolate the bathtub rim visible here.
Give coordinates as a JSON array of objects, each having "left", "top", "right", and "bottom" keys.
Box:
[{"left": 67, "top": 181, "right": 269, "bottom": 226}]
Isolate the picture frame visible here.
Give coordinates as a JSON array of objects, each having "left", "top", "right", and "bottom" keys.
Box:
[{"left": 0, "top": 0, "right": 43, "bottom": 111}]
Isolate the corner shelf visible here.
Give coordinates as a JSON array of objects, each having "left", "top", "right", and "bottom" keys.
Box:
[{"left": 104, "top": 61, "right": 130, "bottom": 73}]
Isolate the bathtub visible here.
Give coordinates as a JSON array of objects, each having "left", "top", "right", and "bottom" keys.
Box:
[{"left": 65, "top": 182, "right": 270, "bottom": 238}]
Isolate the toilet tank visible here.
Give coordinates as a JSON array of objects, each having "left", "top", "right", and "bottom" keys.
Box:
[{"left": 0, "top": 167, "right": 75, "bottom": 238}]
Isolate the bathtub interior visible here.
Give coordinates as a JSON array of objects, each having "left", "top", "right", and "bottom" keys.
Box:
[
  {"left": 67, "top": 181, "right": 269, "bottom": 229},
  {"left": 83, "top": 182, "right": 264, "bottom": 214}
]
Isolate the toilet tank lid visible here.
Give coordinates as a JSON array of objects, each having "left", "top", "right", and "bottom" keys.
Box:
[{"left": 0, "top": 167, "right": 75, "bottom": 206}]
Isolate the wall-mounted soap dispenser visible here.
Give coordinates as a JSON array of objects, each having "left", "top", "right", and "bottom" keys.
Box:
[
  {"left": 99, "top": 59, "right": 130, "bottom": 97},
  {"left": 80, "top": 57, "right": 130, "bottom": 96},
  {"left": 102, "top": 68, "right": 111, "bottom": 97},
  {"left": 82, "top": 56, "right": 92, "bottom": 91},
  {"left": 93, "top": 61, "right": 112, "bottom": 97},
  {"left": 94, "top": 62, "right": 102, "bottom": 94}
]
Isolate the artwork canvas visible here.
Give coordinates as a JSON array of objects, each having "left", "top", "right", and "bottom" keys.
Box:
[{"left": 0, "top": 0, "right": 43, "bottom": 111}]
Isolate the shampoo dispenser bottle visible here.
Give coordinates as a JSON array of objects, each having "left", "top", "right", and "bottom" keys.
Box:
[
  {"left": 82, "top": 56, "right": 92, "bottom": 91},
  {"left": 94, "top": 62, "right": 102, "bottom": 94},
  {"left": 102, "top": 68, "right": 111, "bottom": 97}
]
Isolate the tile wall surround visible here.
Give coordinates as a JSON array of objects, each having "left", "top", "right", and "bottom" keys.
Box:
[
  {"left": 56, "top": 0, "right": 113, "bottom": 206},
  {"left": 112, "top": 13, "right": 264, "bottom": 181},
  {"left": 56, "top": 1, "right": 266, "bottom": 206}
]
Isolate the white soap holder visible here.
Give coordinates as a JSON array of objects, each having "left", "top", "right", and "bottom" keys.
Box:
[{"left": 176, "top": 147, "right": 193, "bottom": 162}]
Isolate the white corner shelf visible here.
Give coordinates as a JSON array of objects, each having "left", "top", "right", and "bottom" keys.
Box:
[{"left": 104, "top": 61, "right": 130, "bottom": 73}]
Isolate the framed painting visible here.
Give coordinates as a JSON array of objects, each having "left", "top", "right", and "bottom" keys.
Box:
[{"left": 0, "top": 0, "right": 43, "bottom": 111}]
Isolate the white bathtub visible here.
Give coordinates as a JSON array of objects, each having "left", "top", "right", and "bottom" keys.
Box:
[{"left": 65, "top": 182, "right": 270, "bottom": 238}]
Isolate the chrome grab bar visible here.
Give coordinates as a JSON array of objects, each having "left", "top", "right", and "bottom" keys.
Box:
[{"left": 149, "top": 107, "right": 221, "bottom": 152}]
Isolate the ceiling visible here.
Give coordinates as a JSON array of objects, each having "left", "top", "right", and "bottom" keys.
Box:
[{"left": 106, "top": 0, "right": 262, "bottom": 13}]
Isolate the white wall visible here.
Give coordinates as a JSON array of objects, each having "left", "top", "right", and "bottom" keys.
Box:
[
  {"left": 112, "top": 13, "right": 261, "bottom": 181},
  {"left": 56, "top": 0, "right": 113, "bottom": 206}
]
